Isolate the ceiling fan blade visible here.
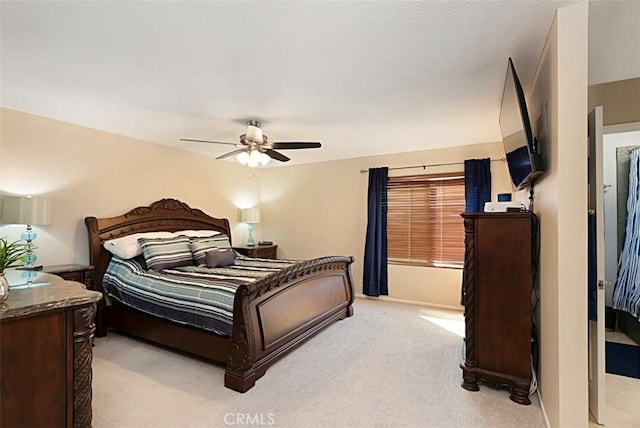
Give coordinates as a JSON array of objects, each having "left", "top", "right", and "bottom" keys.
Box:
[
  {"left": 271, "top": 142, "right": 322, "bottom": 150},
  {"left": 180, "top": 138, "right": 238, "bottom": 146},
  {"left": 265, "top": 149, "right": 290, "bottom": 162},
  {"left": 216, "top": 149, "right": 247, "bottom": 160}
]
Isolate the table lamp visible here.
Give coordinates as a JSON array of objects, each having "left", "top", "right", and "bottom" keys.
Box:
[
  {"left": 1, "top": 196, "right": 52, "bottom": 270},
  {"left": 240, "top": 208, "right": 261, "bottom": 246}
]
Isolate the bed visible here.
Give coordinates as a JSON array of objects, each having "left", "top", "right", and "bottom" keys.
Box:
[{"left": 85, "top": 198, "right": 355, "bottom": 392}]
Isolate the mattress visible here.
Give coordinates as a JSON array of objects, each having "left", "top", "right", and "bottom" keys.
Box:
[{"left": 102, "top": 254, "right": 297, "bottom": 336}]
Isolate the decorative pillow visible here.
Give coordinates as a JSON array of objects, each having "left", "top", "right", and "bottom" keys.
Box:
[
  {"left": 208, "top": 234, "right": 232, "bottom": 249},
  {"left": 138, "top": 235, "right": 193, "bottom": 271},
  {"left": 205, "top": 248, "right": 236, "bottom": 268},
  {"left": 189, "top": 238, "right": 219, "bottom": 265},
  {"left": 175, "top": 229, "right": 222, "bottom": 238},
  {"left": 103, "top": 232, "right": 177, "bottom": 259},
  {"left": 189, "top": 234, "right": 232, "bottom": 265}
]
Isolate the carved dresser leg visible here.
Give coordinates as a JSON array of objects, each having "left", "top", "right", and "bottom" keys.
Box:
[
  {"left": 510, "top": 379, "right": 532, "bottom": 405},
  {"left": 460, "top": 366, "right": 480, "bottom": 392},
  {"left": 73, "top": 303, "right": 96, "bottom": 428}
]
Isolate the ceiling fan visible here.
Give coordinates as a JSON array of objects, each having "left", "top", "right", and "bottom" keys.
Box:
[{"left": 180, "top": 120, "right": 321, "bottom": 166}]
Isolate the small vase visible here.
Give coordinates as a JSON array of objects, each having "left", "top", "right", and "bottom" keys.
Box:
[{"left": 0, "top": 272, "right": 9, "bottom": 304}]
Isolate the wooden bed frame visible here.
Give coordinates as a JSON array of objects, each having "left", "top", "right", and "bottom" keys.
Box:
[{"left": 85, "top": 198, "right": 355, "bottom": 392}]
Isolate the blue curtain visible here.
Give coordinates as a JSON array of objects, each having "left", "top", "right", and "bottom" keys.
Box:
[
  {"left": 363, "top": 167, "right": 388, "bottom": 296},
  {"left": 464, "top": 158, "right": 492, "bottom": 212},
  {"left": 461, "top": 158, "right": 492, "bottom": 305}
]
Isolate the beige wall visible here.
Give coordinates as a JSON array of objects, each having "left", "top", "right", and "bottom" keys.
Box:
[
  {"left": 527, "top": 2, "right": 589, "bottom": 426},
  {"left": 0, "top": 108, "right": 261, "bottom": 265},
  {"left": 589, "top": 78, "right": 640, "bottom": 126},
  {"left": 260, "top": 142, "right": 512, "bottom": 309},
  {"left": 0, "top": 108, "right": 512, "bottom": 310}
]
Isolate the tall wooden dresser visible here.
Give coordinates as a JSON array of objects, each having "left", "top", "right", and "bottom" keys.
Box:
[
  {"left": 0, "top": 271, "right": 102, "bottom": 427},
  {"left": 460, "top": 212, "right": 534, "bottom": 405}
]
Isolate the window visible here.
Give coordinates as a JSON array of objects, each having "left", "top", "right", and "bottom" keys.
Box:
[{"left": 387, "top": 172, "right": 465, "bottom": 268}]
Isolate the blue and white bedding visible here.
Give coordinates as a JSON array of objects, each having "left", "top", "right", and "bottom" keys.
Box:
[{"left": 103, "top": 254, "right": 297, "bottom": 336}]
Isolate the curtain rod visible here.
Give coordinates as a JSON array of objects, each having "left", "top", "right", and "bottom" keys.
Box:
[{"left": 359, "top": 157, "right": 506, "bottom": 174}]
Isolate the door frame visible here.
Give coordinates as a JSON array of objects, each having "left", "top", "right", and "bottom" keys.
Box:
[{"left": 588, "top": 106, "right": 606, "bottom": 425}]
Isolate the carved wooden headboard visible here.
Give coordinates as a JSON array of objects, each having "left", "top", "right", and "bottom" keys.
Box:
[{"left": 84, "top": 198, "right": 232, "bottom": 295}]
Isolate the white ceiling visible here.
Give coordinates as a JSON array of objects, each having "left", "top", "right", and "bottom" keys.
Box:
[{"left": 1, "top": 1, "right": 637, "bottom": 167}]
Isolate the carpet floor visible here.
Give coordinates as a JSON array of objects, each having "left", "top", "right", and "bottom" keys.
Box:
[
  {"left": 606, "top": 341, "right": 640, "bottom": 379},
  {"left": 92, "top": 298, "right": 546, "bottom": 428}
]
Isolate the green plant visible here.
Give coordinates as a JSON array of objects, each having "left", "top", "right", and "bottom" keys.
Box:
[{"left": 0, "top": 237, "right": 28, "bottom": 272}]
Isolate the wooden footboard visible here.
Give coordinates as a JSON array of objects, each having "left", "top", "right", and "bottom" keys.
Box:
[{"left": 225, "top": 255, "right": 355, "bottom": 392}]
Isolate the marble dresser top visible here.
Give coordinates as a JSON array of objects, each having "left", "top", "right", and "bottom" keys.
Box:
[{"left": 0, "top": 270, "right": 102, "bottom": 321}]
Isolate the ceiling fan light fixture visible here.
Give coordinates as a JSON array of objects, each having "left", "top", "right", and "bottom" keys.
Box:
[
  {"left": 259, "top": 152, "right": 270, "bottom": 166},
  {"left": 237, "top": 151, "right": 250, "bottom": 165},
  {"left": 246, "top": 124, "right": 263, "bottom": 144},
  {"left": 237, "top": 149, "right": 269, "bottom": 167},
  {"left": 247, "top": 149, "right": 261, "bottom": 167}
]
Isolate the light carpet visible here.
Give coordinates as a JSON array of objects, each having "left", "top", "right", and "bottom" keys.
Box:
[{"left": 92, "top": 298, "right": 546, "bottom": 428}]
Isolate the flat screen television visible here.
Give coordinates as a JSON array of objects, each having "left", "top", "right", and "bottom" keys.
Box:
[{"left": 499, "top": 57, "right": 545, "bottom": 191}]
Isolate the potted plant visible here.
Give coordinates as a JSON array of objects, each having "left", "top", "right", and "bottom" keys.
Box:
[{"left": 0, "top": 237, "right": 28, "bottom": 303}]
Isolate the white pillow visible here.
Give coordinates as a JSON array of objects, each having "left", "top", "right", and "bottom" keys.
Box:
[
  {"left": 103, "top": 232, "right": 177, "bottom": 259},
  {"left": 175, "top": 229, "right": 222, "bottom": 238}
]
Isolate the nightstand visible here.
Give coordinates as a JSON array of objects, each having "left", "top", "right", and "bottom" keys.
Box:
[
  {"left": 43, "top": 264, "right": 106, "bottom": 337},
  {"left": 233, "top": 244, "right": 278, "bottom": 259},
  {"left": 43, "top": 264, "right": 94, "bottom": 288}
]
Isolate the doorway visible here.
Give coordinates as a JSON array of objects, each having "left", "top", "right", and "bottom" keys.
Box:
[{"left": 600, "top": 126, "right": 640, "bottom": 425}]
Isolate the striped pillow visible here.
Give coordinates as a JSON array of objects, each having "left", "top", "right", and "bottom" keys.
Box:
[
  {"left": 188, "top": 234, "right": 232, "bottom": 265},
  {"left": 138, "top": 235, "right": 193, "bottom": 271},
  {"left": 103, "top": 231, "right": 177, "bottom": 259}
]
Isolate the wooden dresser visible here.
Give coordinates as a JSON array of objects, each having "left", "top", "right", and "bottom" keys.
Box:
[
  {"left": 0, "top": 271, "right": 102, "bottom": 427},
  {"left": 460, "top": 212, "right": 534, "bottom": 405}
]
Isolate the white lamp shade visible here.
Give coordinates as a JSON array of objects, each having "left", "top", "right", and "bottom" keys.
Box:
[
  {"left": 1, "top": 196, "right": 52, "bottom": 226},
  {"left": 259, "top": 152, "right": 270, "bottom": 166},
  {"left": 241, "top": 208, "right": 261, "bottom": 224},
  {"left": 246, "top": 124, "right": 264, "bottom": 144},
  {"left": 247, "top": 150, "right": 261, "bottom": 167},
  {"left": 237, "top": 151, "right": 249, "bottom": 165}
]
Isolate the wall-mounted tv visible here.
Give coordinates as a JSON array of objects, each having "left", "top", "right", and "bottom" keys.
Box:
[{"left": 499, "top": 57, "right": 545, "bottom": 191}]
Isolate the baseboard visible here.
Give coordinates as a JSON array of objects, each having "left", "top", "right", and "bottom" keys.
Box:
[
  {"left": 536, "top": 390, "right": 551, "bottom": 428},
  {"left": 355, "top": 293, "right": 463, "bottom": 312}
]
